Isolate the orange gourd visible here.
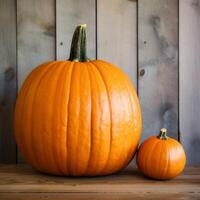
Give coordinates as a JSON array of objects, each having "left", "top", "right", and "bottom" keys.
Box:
[
  {"left": 14, "top": 24, "right": 142, "bottom": 176},
  {"left": 136, "top": 128, "right": 186, "bottom": 180}
]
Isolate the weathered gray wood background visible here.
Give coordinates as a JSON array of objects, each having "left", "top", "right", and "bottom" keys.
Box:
[{"left": 0, "top": 0, "right": 199, "bottom": 165}]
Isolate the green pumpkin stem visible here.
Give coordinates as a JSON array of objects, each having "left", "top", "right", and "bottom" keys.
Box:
[
  {"left": 69, "top": 24, "right": 89, "bottom": 62},
  {"left": 157, "top": 128, "right": 169, "bottom": 140}
]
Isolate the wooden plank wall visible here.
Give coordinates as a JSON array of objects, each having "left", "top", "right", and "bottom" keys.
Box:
[
  {"left": 179, "top": 0, "right": 200, "bottom": 165},
  {"left": 0, "top": 0, "right": 17, "bottom": 163},
  {"left": 17, "top": 0, "right": 56, "bottom": 88},
  {"left": 138, "top": 0, "right": 179, "bottom": 141},
  {"left": 0, "top": 0, "right": 199, "bottom": 165}
]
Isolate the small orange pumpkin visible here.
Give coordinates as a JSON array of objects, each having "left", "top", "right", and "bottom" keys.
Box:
[
  {"left": 14, "top": 24, "right": 142, "bottom": 176},
  {"left": 136, "top": 128, "right": 186, "bottom": 180}
]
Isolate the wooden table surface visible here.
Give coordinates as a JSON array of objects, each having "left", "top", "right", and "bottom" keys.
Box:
[{"left": 0, "top": 165, "right": 199, "bottom": 200}]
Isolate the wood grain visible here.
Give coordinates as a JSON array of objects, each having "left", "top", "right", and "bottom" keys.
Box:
[
  {"left": 56, "top": 0, "right": 96, "bottom": 60},
  {"left": 17, "top": 0, "right": 56, "bottom": 88},
  {"left": 0, "top": 192, "right": 200, "bottom": 200},
  {"left": 97, "top": 0, "right": 137, "bottom": 87},
  {"left": 138, "top": 0, "right": 179, "bottom": 141},
  {"left": 0, "top": 0, "right": 17, "bottom": 163},
  {"left": 0, "top": 165, "right": 199, "bottom": 200},
  {"left": 17, "top": 0, "right": 56, "bottom": 162},
  {"left": 179, "top": 0, "right": 200, "bottom": 165}
]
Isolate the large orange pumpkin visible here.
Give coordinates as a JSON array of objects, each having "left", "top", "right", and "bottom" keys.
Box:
[{"left": 14, "top": 24, "right": 142, "bottom": 176}]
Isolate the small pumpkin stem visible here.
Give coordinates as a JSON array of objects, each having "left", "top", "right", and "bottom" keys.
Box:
[
  {"left": 157, "top": 128, "right": 169, "bottom": 140},
  {"left": 68, "top": 24, "right": 89, "bottom": 62}
]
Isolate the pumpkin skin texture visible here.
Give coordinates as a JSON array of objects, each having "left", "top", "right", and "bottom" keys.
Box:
[
  {"left": 136, "top": 129, "right": 186, "bottom": 180},
  {"left": 14, "top": 25, "right": 142, "bottom": 176}
]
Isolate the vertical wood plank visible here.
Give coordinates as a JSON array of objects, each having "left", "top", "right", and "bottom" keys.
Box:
[
  {"left": 56, "top": 0, "right": 96, "bottom": 60},
  {"left": 97, "top": 0, "right": 137, "bottom": 86},
  {"left": 138, "top": 0, "right": 178, "bottom": 141},
  {"left": 179, "top": 0, "right": 200, "bottom": 165},
  {"left": 0, "top": 0, "right": 17, "bottom": 163},
  {"left": 17, "top": 0, "right": 56, "bottom": 88},
  {"left": 17, "top": 0, "right": 56, "bottom": 162}
]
